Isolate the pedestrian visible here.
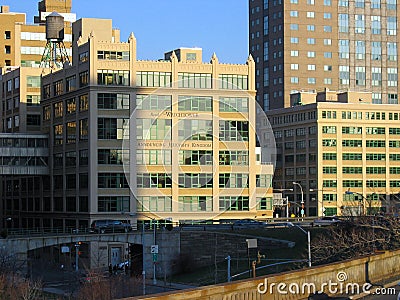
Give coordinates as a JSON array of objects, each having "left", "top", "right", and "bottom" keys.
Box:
[{"left": 108, "top": 264, "right": 113, "bottom": 275}]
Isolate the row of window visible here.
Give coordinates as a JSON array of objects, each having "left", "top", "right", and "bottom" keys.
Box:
[
  {"left": 323, "top": 126, "right": 400, "bottom": 135},
  {"left": 323, "top": 167, "right": 400, "bottom": 174},
  {"left": 323, "top": 153, "right": 400, "bottom": 161},
  {"left": 322, "top": 180, "right": 400, "bottom": 188},
  {"left": 323, "top": 139, "right": 400, "bottom": 147},
  {"left": 137, "top": 195, "right": 272, "bottom": 212}
]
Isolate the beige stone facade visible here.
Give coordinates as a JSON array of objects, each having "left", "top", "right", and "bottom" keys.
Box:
[
  {"left": 39, "top": 18, "right": 274, "bottom": 228},
  {"left": 268, "top": 92, "right": 400, "bottom": 216}
]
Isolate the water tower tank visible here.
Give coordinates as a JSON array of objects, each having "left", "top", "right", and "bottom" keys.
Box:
[{"left": 46, "top": 12, "right": 64, "bottom": 41}]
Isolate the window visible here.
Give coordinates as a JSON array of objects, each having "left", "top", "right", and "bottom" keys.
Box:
[
  {"left": 387, "top": 17, "right": 397, "bottom": 35},
  {"left": 371, "top": 0, "right": 380, "bottom": 8},
  {"left": 66, "top": 151, "right": 76, "bottom": 167},
  {"left": 371, "top": 16, "right": 381, "bottom": 34},
  {"left": 307, "top": 25, "right": 315, "bottom": 31},
  {"left": 339, "top": 14, "right": 349, "bottom": 33},
  {"left": 79, "top": 51, "right": 88, "bottom": 63},
  {"left": 264, "top": 16, "right": 269, "bottom": 35},
  {"left": 98, "top": 93, "right": 130, "bottom": 109},
  {"left": 307, "top": 38, "right": 316, "bottom": 45},
  {"left": 291, "top": 24, "right": 299, "bottom": 30},
  {"left": 355, "top": 15, "right": 365, "bottom": 34},
  {"left": 291, "top": 64, "right": 299, "bottom": 70},
  {"left": 291, "top": 50, "right": 299, "bottom": 57},
  {"left": 339, "top": 66, "right": 349, "bottom": 85},
  {"left": 387, "top": 0, "right": 396, "bottom": 9},
  {"left": 307, "top": 12, "right": 315, "bottom": 18},
  {"left": 372, "top": 67, "right": 382, "bottom": 86},
  {"left": 178, "top": 196, "right": 212, "bottom": 212},
  {"left": 66, "top": 122, "right": 76, "bottom": 144},
  {"left": 97, "top": 70, "right": 129, "bottom": 86},
  {"left": 366, "top": 153, "right": 386, "bottom": 160},
  {"left": 324, "top": 52, "right": 332, "bottom": 58},
  {"left": 179, "top": 173, "right": 213, "bottom": 188},
  {"left": 324, "top": 39, "right": 332, "bottom": 46},
  {"left": 27, "top": 115, "right": 40, "bottom": 126},
  {"left": 355, "top": 41, "right": 365, "bottom": 60},
  {"left": 343, "top": 167, "right": 362, "bottom": 174},
  {"left": 79, "top": 94, "right": 88, "bottom": 111},
  {"left": 219, "top": 150, "right": 248, "bottom": 165},
  {"left": 342, "top": 139, "right": 362, "bottom": 147},
  {"left": 98, "top": 118, "right": 129, "bottom": 140},
  {"left": 98, "top": 173, "right": 128, "bottom": 188},
  {"left": 339, "top": 40, "right": 349, "bottom": 59},
  {"left": 219, "top": 97, "right": 248, "bottom": 112},
  {"left": 371, "top": 42, "right": 382, "bottom": 60},
  {"left": 322, "top": 126, "right": 336, "bottom": 133},
  {"left": 323, "top": 153, "right": 337, "bottom": 160},
  {"left": 137, "top": 196, "right": 172, "bottom": 212},
  {"left": 323, "top": 139, "right": 336, "bottom": 146},
  {"left": 218, "top": 74, "right": 248, "bottom": 90},
  {"left": 98, "top": 196, "right": 130, "bottom": 212},
  {"left": 27, "top": 95, "right": 40, "bottom": 106},
  {"left": 136, "top": 71, "right": 171, "bottom": 87},
  {"left": 79, "top": 149, "right": 88, "bottom": 166},
  {"left": 177, "top": 73, "right": 211, "bottom": 89},
  {"left": 219, "top": 196, "right": 249, "bottom": 211},
  {"left": 387, "top": 43, "right": 397, "bottom": 61},
  {"left": 291, "top": 77, "right": 299, "bottom": 84},
  {"left": 366, "top": 127, "right": 385, "bottom": 134},
  {"left": 343, "top": 180, "right": 362, "bottom": 188},
  {"left": 179, "top": 120, "right": 212, "bottom": 141},
  {"left": 137, "top": 118, "right": 171, "bottom": 140},
  {"left": 291, "top": 37, "right": 299, "bottom": 44},
  {"left": 4, "top": 31, "right": 11, "bottom": 39},
  {"left": 308, "top": 78, "right": 316, "bottom": 84},
  {"left": 136, "top": 149, "right": 171, "bottom": 165},
  {"left": 137, "top": 173, "right": 172, "bottom": 188},
  {"left": 388, "top": 94, "right": 398, "bottom": 104},
  {"left": 66, "top": 75, "right": 76, "bottom": 92},
  {"left": 179, "top": 150, "right": 212, "bottom": 165},
  {"left": 355, "top": 67, "right": 365, "bottom": 86},
  {"left": 388, "top": 68, "right": 398, "bottom": 87},
  {"left": 66, "top": 98, "right": 76, "bottom": 114},
  {"left": 324, "top": 26, "right": 332, "bottom": 32},
  {"left": 290, "top": 11, "right": 298, "bottom": 17},
  {"left": 79, "top": 119, "right": 88, "bottom": 140},
  {"left": 43, "top": 105, "right": 51, "bottom": 120},
  {"left": 79, "top": 71, "right": 88, "bottom": 87},
  {"left": 136, "top": 95, "right": 171, "bottom": 111},
  {"left": 98, "top": 149, "right": 130, "bottom": 165},
  {"left": 323, "top": 167, "right": 337, "bottom": 174},
  {"left": 366, "top": 167, "right": 386, "bottom": 174},
  {"left": 54, "top": 124, "right": 63, "bottom": 145},
  {"left": 343, "top": 153, "right": 362, "bottom": 160},
  {"left": 97, "top": 50, "right": 129, "bottom": 60},
  {"left": 53, "top": 102, "right": 63, "bottom": 118},
  {"left": 219, "top": 120, "right": 248, "bottom": 141},
  {"left": 27, "top": 76, "right": 41, "bottom": 88}
]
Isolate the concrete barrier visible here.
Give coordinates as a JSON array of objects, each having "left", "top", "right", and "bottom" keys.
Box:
[{"left": 129, "top": 249, "right": 400, "bottom": 300}]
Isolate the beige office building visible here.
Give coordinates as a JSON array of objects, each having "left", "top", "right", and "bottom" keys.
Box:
[
  {"left": 38, "top": 18, "right": 274, "bottom": 229},
  {"left": 268, "top": 91, "right": 400, "bottom": 216},
  {"left": 249, "top": 0, "right": 400, "bottom": 110}
]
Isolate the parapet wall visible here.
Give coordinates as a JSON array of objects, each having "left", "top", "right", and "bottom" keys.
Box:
[{"left": 134, "top": 249, "right": 400, "bottom": 300}]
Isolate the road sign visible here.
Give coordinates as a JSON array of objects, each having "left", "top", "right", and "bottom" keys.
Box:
[
  {"left": 151, "top": 245, "right": 159, "bottom": 254},
  {"left": 152, "top": 253, "right": 158, "bottom": 262}
]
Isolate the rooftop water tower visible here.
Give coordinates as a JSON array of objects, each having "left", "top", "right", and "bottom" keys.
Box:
[{"left": 40, "top": 12, "right": 70, "bottom": 69}]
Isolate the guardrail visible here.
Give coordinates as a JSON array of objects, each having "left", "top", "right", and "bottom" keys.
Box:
[{"left": 0, "top": 217, "right": 322, "bottom": 238}]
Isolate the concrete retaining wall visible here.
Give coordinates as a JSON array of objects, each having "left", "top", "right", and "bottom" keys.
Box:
[{"left": 133, "top": 249, "right": 400, "bottom": 300}]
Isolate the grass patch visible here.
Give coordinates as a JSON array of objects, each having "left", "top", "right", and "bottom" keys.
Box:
[{"left": 171, "top": 227, "right": 327, "bottom": 286}]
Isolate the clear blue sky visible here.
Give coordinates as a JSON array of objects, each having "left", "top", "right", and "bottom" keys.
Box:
[{"left": 3, "top": 0, "right": 249, "bottom": 64}]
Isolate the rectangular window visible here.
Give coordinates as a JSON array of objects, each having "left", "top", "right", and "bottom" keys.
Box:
[
  {"left": 218, "top": 74, "right": 248, "bottom": 90},
  {"left": 137, "top": 196, "right": 172, "bottom": 212},
  {"left": 66, "top": 75, "right": 76, "bottom": 92},
  {"left": 97, "top": 69, "right": 130, "bottom": 86},
  {"left": 136, "top": 71, "right": 172, "bottom": 87},
  {"left": 219, "top": 97, "right": 248, "bottom": 112},
  {"left": 219, "top": 150, "right": 248, "bottom": 165},
  {"left": 98, "top": 118, "right": 129, "bottom": 140},
  {"left": 97, "top": 50, "right": 129, "bottom": 61},
  {"left": 178, "top": 196, "right": 212, "bottom": 212},
  {"left": 98, "top": 93, "right": 130, "bottom": 109},
  {"left": 137, "top": 173, "right": 172, "bottom": 188},
  {"left": 219, "top": 120, "right": 248, "bottom": 141},
  {"left": 98, "top": 173, "right": 128, "bottom": 188},
  {"left": 178, "top": 96, "right": 212, "bottom": 112},
  {"left": 177, "top": 73, "right": 212, "bottom": 89},
  {"left": 137, "top": 118, "right": 172, "bottom": 140},
  {"left": 54, "top": 124, "right": 63, "bottom": 145},
  {"left": 98, "top": 196, "right": 130, "bottom": 212},
  {"left": 136, "top": 149, "right": 171, "bottom": 165},
  {"left": 178, "top": 173, "right": 213, "bottom": 188},
  {"left": 79, "top": 71, "right": 88, "bottom": 87},
  {"left": 79, "top": 119, "right": 88, "bottom": 140},
  {"left": 219, "top": 196, "right": 249, "bottom": 211}
]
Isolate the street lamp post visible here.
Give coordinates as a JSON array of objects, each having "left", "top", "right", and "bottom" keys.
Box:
[
  {"left": 289, "top": 223, "right": 311, "bottom": 267},
  {"left": 309, "top": 188, "right": 336, "bottom": 216},
  {"left": 345, "top": 190, "right": 371, "bottom": 216},
  {"left": 274, "top": 188, "right": 293, "bottom": 218},
  {"left": 293, "top": 182, "right": 304, "bottom": 217}
]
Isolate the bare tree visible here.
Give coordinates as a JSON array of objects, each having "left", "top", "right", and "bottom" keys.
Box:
[{"left": 311, "top": 216, "right": 400, "bottom": 265}]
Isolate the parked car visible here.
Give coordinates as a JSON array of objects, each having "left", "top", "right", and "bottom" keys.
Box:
[
  {"left": 233, "top": 219, "right": 266, "bottom": 228},
  {"left": 313, "top": 216, "right": 342, "bottom": 227},
  {"left": 90, "top": 220, "right": 132, "bottom": 233}
]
